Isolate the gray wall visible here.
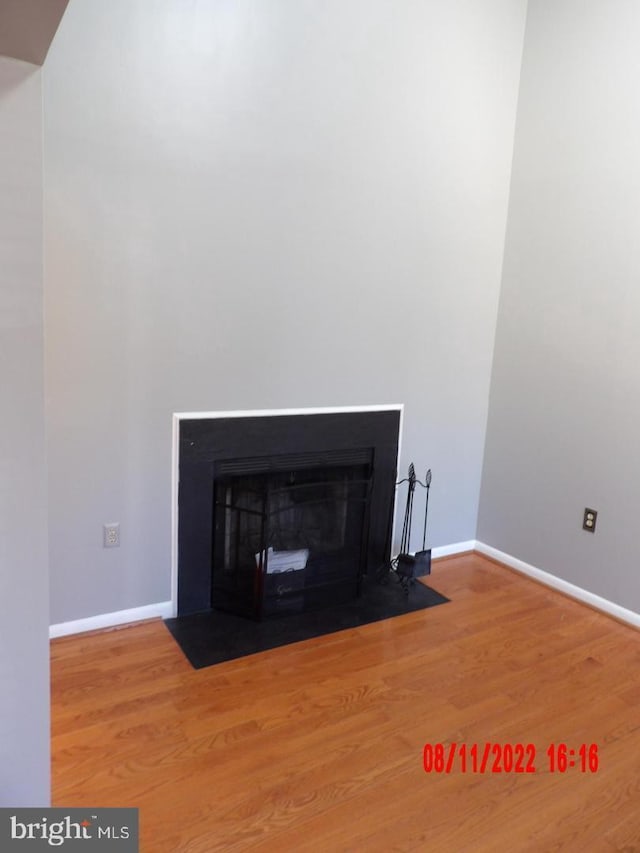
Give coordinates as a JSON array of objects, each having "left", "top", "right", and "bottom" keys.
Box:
[
  {"left": 44, "top": 0, "right": 527, "bottom": 624},
  {"left": 0, "top": 58, "right": 50, "bottom": 805},
  {"left": 479, "top": 0, "right": 640, "bottom": 610}
]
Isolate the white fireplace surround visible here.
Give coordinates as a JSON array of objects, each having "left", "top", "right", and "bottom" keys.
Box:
[{"left": 170, "top": 404, "right": 405, "bottom": 618}]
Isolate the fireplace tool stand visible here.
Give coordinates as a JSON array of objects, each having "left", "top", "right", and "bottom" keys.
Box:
[{"left": 377, "top": 464, "right": 432, "bottom": 594}]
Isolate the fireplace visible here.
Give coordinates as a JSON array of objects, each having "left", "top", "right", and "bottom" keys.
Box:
[{"left": 174, "top": 407, "right": 401, "bottom": 619}]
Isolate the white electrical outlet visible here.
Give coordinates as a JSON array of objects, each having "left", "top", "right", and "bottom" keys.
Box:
[{"left": 103, "top": 523, "right": 120, "bottom": 548}]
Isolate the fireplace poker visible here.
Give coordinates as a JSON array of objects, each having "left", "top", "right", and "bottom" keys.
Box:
[
  {"left": 421, "top": 468, "right": 432, "bottom": 551},
  {"left": 399, "top": 463, "right": 417, "bottom": 556}
]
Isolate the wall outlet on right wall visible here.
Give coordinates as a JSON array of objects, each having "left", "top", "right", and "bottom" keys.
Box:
[
  {"left": 582, "top": 508, "right": 597, "bottom": 533},
  {"left": 103, "top": 522, "right": 120, "bottom": 547}
]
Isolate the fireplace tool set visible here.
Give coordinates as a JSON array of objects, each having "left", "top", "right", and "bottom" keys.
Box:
[{"left": 377, "top": 464, "right": 432, "bottom": 594}]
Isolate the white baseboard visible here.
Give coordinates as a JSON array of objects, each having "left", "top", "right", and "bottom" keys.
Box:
[
  {"left": 432, "top": 540, "right": 477, "bottom": 559},
  {"left": 49, "top": 601, "right": 173, "bottom": 639},
  {"left": 475, "top": 541, "right": 640, "bottom": 630}
]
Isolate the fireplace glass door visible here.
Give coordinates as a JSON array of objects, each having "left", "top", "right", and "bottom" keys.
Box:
[{"left": 212, "top": 453, "right": 373, "bottom": 619}]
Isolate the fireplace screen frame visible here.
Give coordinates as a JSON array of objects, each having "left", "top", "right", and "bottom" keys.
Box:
[{"left": 212, "top": 451, "right": 374, "bottom": 619}]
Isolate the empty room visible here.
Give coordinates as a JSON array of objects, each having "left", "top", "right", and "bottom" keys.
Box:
[{"left": 2, "top": 0, "right": 640, "bottom": 849}]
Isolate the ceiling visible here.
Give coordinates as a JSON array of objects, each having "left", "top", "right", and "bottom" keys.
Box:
[{"left": 0, "top": 0, "right": 69, "bottom": 66}]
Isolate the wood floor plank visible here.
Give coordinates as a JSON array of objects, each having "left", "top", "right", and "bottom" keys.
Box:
[{"left": 51, "top": 553, "right": 640, "bottom": 851}]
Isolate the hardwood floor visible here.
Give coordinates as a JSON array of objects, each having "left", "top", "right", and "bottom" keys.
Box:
[{"left": 51, "top": 553, "right": 640, "bottom": 851}]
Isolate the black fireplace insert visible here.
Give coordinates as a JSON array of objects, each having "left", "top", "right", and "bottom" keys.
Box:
[{"left": 177, "top": 410, "right": 401, "bottom": 618}]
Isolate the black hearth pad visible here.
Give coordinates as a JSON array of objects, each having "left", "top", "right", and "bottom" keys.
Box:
[{"left": 164, "top": 577, "right": 449, "bottom": 669}]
